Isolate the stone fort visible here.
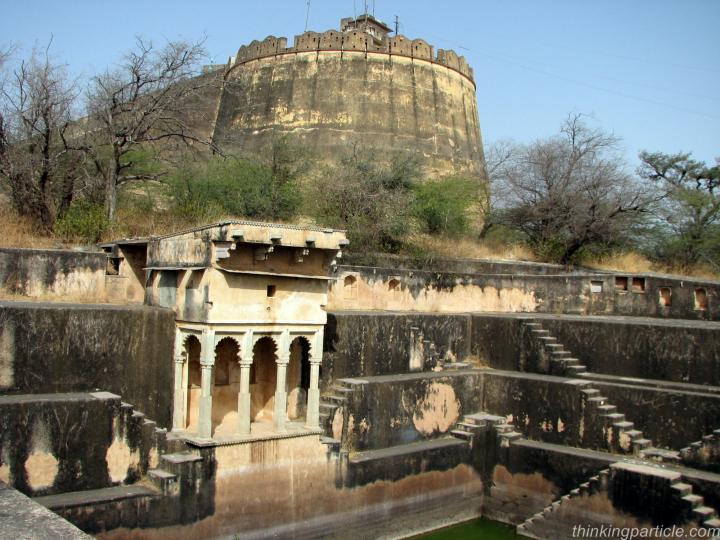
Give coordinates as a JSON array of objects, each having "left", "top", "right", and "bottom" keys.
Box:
[
  {"left": 0, "top": 14, "right": 720, "bottom": 540},
  {"left": 205, "top": 15, "right": 485, "bottom": 178}
]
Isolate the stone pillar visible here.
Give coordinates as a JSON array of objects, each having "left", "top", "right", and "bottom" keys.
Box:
[
  {"left": 172, "top": 330, "right": 186, "bottom": 432},
  {"left": 274, "top": 330, "right": 291, "bottom": 431},
  {"left": 305, "top": 329, "right": 324, "bottom": 429},
  {"left": 237, "top": 330, "right": 254, "bottom": 436},
  {"left": 198, "top": 329, "right": 215, "bottom": 439}
]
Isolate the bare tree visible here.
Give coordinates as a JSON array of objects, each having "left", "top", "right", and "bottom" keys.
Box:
[
  {"left": 0, "top": 42, "right": 80, "bottom": 231},
  {"left": 479, "top": 139, "right": 515, "bottom": 238},
  {"left": 492, "top": 114, "right": 648, "bottom": 264},
  {"left": 83, "top": 37, "right": 218, "bottom": 220}
]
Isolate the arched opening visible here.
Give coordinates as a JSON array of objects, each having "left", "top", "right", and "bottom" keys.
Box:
[
  {"left": 695, "top": 288, "right": 708, "bottom": 310},
  {"left": 250, "top": 337, "right": 278, "bottom": 423},
  {"left": 659, "top": 287, "right": 672, "bottom": 307},
  {"left": 287, "top": 337, "right": 311, "bottom": 422},
  {"left": 212, "top": 337, "right": 240, "bottom": 436},
  {"left": 343, "top": 275, "right": 358, "bottom": 300},
  {"left": 185, "top": 335, "right": 201, "bottom": 431}
]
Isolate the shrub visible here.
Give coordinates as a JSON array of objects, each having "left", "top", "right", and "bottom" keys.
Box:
[
  {"left": 412, "top": 176, "right": 478, "bottom": 236},
  {"left": 54, "top": 201, "right": 109, "bottom": 243},
  {"left": 306, "top": 150, "right": 419, "bottom": 253}
]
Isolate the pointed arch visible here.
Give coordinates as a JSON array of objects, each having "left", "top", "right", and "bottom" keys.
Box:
[
  {"left": 250, "top": 336, "right": 278, "bottom": 422},
  {"left": 184, "top": 334, "right": 202, "bottom": 430},
  {"left": 211, "top": 336, "right": 241, "bottom": 435},
  {"left": 287, "top": 336, "right": 311, "bottom": 421}
]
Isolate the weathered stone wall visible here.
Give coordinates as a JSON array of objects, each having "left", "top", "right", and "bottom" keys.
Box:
[
  {"left": 0, "top": 302, "right": 175, "bottom": 425},
  {"left": 342, "top": 253, "right": 568, "bottom": 275},
  {"left": 0, "top": 248, "right": 106, "bottom": 300},
  {"left": 329, "top": 265, "right": 720, "bottom": 320},
  {"left": 327, "top": 266, "right": 612, "bottom": 315},
  {"left": 341, "top": 371, "right": 484, "bottom": 452},
  {"left": 213, "top": 45, "right": 484, "bottom": 178},
  {"left": 471, "top": 314, "right": 720, "bottom": 386},
  {"left": 322, "top": 312, "right": 471, "bottom": 385},
  {"left": 481, "top": 370, "right": 720, "bottom": 451},
  {"left": 0, "top": 392, "right": 160, "bottom": 497}
]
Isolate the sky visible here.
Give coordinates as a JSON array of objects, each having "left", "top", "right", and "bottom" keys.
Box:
[{"left": 1, "top": 0, "right": 718, "bottom": 168}]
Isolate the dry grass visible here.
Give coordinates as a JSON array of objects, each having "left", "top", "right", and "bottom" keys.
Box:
[
  {"left": 584, "top": 251, "right": 720, "bottom": 281},
  {"left": 408, "top": 233, "right": 537, "bottom": 262},
  {"left": 0, "top": 203, "right": 63, "bottom": 249}
]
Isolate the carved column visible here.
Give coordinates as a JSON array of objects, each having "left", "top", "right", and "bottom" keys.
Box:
[
  {"left": 198, "top": 329, "right": 215, "bottom": 439},
  {"left": 305, "top": 328, "right": 324, "bottom": 429},
  {"left": 273, "top": 330, "right": 291, "bottom": 431},
  {"left": 237, "top": 330, "right": 254, "bottom": 436},
  {"left": 172, "top": 330, "right": 186, "bottom": 432}
]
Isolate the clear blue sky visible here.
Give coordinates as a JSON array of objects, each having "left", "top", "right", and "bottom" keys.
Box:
[{"left": 2, "top": 0, "right": 718, "bottom": 167}]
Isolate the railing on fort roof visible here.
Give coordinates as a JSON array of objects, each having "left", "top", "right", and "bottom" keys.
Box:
[{"left": 229, "top": 32, "right": 474, "bottom": 83}]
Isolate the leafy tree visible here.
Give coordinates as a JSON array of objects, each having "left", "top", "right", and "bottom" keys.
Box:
[
  {"left": 170, "top": 136, "right": 306, "bottom": 223},
  {"left": 307, "top": 149, "right": 419, "bottom": 253},
  {"left": 0, "top": 43, "right": 81, "bottom": 231},
  {"left": 413, "top": 176, "right": 478, "bottom": 236},
  {"left": 492, "top": 114, "right": 648, "bottom": 264},
  {"left": 638, "top": 151, "right": 720, "bottom": 269}
]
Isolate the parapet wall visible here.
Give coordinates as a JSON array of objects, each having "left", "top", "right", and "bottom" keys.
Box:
[
  {"left": 0, "top": 248, "right": 106, "bottom": 300},
  {"left": 0, "top": 302, "right": 175, "bottom": 425},
  {"left": 233, "top": 33, "right": 473, "bottom": 81},
  {"left": 328, "top": 265, "right": 720, "bottom": 320}
]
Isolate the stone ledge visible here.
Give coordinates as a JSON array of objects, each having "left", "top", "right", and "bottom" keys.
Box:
[
  {"left": 0, "top": 481, "right": 91, "bottom": 539},
  {"left": 181, "top": 425, "right": 323, "bottom": 447}
]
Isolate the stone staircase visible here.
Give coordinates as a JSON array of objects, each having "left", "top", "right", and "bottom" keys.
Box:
[
  {"left": 516, "top": 468, "right": 610, "bottom": 537},
  {"left": 319, "top": 379, "right": 361, "bottom": 438},
  {"left": 516, "top": 464, "right": 720, "bottom": 536},
  {"left": 679, "top": 429, "right": 720, "bottom": 472},
  {"left": 522, "top": 321, "right": 587, "bottom": 377},
  {"left": 450, "top": 412, "right": 522, "bottom": 447},
  {"left": 671, "top": 479, "right": 720, "bottom": 528},
  {"left": 522, "top": 321, "right": 692, "bottom": 461},
  {"left": 577, "top": 383, "right": 653, "bottom": 454},
  {"left": 146, "top": 450, "right": 203, "bottom": 496}
]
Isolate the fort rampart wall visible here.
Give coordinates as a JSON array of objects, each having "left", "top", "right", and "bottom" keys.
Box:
[{"left": 213, "top": 32, "right": 484, "bottom": 177}]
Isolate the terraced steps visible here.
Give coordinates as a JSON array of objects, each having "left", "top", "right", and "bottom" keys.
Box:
[
  {"left": 450, "top": 412, "right": 522, "bottom": 447},
  {"left": 679, "top": 428, "right": 720, "bottom": 472},
  {"left": 522, "top": 320, "right": 587, "bottom": 377},
  {"left": 516, "top": 469, "right": 609, "bottom": 537},
  {"left": 318, "top": 379, "right": 361, "bottom": 436}
]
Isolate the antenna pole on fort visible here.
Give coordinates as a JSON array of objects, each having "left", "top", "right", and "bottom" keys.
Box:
[
  {"left": 304, "top": 0, "right": 311, "bottom": 32},
  {"left": 372, "top": 0, "right": 375, "bottom": 16},
  {"left": 394, "top": 15, "right": 399, "bottom": 35}
]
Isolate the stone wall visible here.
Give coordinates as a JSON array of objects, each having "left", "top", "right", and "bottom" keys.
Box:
[
  {"left": 0, "top": 302, "right": 175, "bottom": 425},
  {"left": 340, "top": 371, "right": 484, "bottom": 452},
  {"left": 471, "top": 314, "right": 720, "bottom": 386},
  {"left": 328, "top": 265, "right": 720, "bottom": 321},
  {"left": 0, "top": 392, "right": 160, "bottom": 497},
  {"left": 327, "top": 266, "right": 611, "bottom": 315},
  {"left": 214, "top": 42, "right": 484, "bottom": 179},
  {"left": 322, "top": 312, "right": 471, "bottom": 385},
  {"left": 232, "top": 32, "right": 473, "bottom": 80},
  {"left": 0, "top": 248, "right": 106, "bottom": 300}
]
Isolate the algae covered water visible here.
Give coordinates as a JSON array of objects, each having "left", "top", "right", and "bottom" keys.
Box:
[{"left": 416, "top": 518, "right": 518, "bottom": 539}]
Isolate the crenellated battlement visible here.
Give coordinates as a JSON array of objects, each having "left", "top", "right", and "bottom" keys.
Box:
[{"left": 228, "top": 21, "right": 474, "bottom": 81}]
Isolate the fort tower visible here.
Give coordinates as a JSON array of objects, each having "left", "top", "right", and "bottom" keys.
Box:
[{"left": 212, "top": 15, "right": 486, "bottom": 178}]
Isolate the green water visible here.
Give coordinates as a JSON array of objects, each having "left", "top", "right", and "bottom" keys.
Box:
[{"left": 416, "top": 518, "right": 518, "bottom": 539}]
